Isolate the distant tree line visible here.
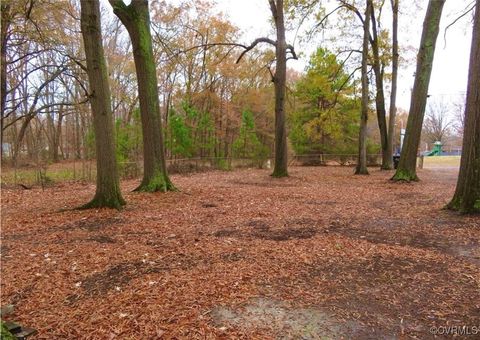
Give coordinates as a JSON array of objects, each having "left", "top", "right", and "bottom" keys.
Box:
[{"left": 1, "top": 0, "right": 478, "bottom": 212}]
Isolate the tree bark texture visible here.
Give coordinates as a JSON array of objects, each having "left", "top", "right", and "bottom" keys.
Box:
[
  {"left": 385, "top": 0, "right": 399, "bottom": 170},
  {"left": 80, "top": 0, "right": 125, "bottom": 209},
  {"left": 447, "top": 0, "right": 480, "bottom": 213},
  {"left": 392, "top": 0, "right": 445, "bottom": 181},
  {"left": 355, "top": 0, "right": 372, "bottom": 175},
  {"left": 269, "top": 0, "right": 289, "bottom": 177},
  {"left": 109, "top": 0, "right": 175, "bottom": 191}
]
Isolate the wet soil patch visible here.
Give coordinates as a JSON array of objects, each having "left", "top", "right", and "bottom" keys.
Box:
[{"left": 211, "top": 297, "right": 384, "bottom": 339}]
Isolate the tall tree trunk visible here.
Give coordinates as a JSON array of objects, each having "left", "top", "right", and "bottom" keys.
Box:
[
  {"left": 53, "top": 111, "right": 64, "bottom": 162},
  {"left": 386, "top": 0, "right": 399, "bottom": 167},
  {"left": 224, "top": 117, "right": 230, "bottom": 160},
  {"left": 75, "top": 109, "right": 81, "bottom": 159},
  {"left": 447, "top": 0, "right": 480, "bottom": 213},
  {"left": 0, "top": 3, "right": 11, "bottom": 161},
  {"left": 369, "top": 7, "right": 389, "bottom": 169},
  {"left": 45, "top": 80, "right": 59, "bottom": 162},
  {"left": 14, "top": 115, "right": 35, "bottom": 161},
  {"left": 109, "top": 0, "right": 175, "bottom": 192},
  {"left": 392, "top": 0, "right": 445, "bottom": 181},
  {"left": 80, "top": 0, "right": 125, "bottom": 209},
  {"left": 270, "top": 0, "right": 289, "bottom": 177},
  {"left": 355, "top": 0, "right": 371, "bottom": 175}
]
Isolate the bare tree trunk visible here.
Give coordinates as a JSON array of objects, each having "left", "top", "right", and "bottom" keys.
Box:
[
  {"left": 80, "top": 0, "right": 125, "bottom": 209},
  {"left": 447, "top": 0, "right": 480, "bottom": 213},
  {"left": 355, "top": 0, "right": 371, "bottom": 175},
  {"left": 0, "top": 3, "right": 11, "bottom": 161},
  {"left": 386, "top": 0, "right": 399, "bottom": 167},
  {"left": 270, "top": 0, "right": 288, "bottom": 177},
  {"left": 74, "top": 108, "right": 81, "bottom": 159},
  {"left": 109, "top": 0, "right": 175, "bottom": 192},
  {"left": 392, "top": 0, "right": 445, "bottom": 181},
  {"left": 369, "top": 6, "right": 389, "bottom": 169},
  {"left": 14, "top": 115, "right": 35, "bottom": 160},
  {"left": 45, "top": 80, "right": 60, "bottom": 162},
  {"left": 53, "top": 110, "right": 64, "bottom": 162},
  {"left": 25, "top": 122, "right": 35, "bottom": 160},
  {"left": 224, "top": 117, "right": 230, "bottom": 160}
]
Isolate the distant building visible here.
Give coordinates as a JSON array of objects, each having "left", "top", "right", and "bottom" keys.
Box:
[{"left": 2, "top": 143, "right": 12, "bottom": 156}]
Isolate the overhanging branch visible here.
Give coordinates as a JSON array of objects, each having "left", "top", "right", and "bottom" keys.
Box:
[{"left": 236, "top": 37, "right": 277, "bottom": 63}]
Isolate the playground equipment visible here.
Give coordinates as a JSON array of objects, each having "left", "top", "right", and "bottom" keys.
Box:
[{"left": 424, "top": 141, "right": 442, "bottom": 156}]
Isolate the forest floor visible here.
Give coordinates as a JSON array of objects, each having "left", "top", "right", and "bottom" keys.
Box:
[{"left": 1, "top": 166, "right": 479, "bottom": 339}]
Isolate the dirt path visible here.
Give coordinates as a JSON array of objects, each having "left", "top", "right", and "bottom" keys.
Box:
[{"left": 1, "top": 167, "right": 479, "bottom": 339}]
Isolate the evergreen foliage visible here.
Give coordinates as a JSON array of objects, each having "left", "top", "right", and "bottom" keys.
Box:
[{"left": 290, "top": 48, "right": 367, "bottom": 156}]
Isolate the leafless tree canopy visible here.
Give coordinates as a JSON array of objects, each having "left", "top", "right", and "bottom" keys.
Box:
[{"left": 422, "top": 100, "right": 453, "bottom": 145}]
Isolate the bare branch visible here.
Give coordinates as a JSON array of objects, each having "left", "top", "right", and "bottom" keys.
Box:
[
  {"left": 443, "top": 1, "right": 476, "bottom": 47},
  {"left": 236, "top": 37, "right": 277, "bottom": 64},
  {"left": 286, "top": 44, "right": 298, "bottom": 60},
  {"left": 337, "top": 0, "right": 365, "bottom": 24},
  {"left": 2, "top": 66, "right": 66, "bottom": 130}
]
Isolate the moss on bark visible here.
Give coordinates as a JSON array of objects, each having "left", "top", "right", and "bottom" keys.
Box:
[
  {"left": 111, "top": 0, "right": 175, "bottom": 193},
  {"left": 391, "top": 168, "right": 419, "bottom": 182},
  {"left": 446, "top": 197, "right": 480, "bottom": 214},
  {"left": 135, "top": 169, "right": 176, "bottom": 192},
  {"left": 81, "top": 0, "right": 126, "bottom": 209}
]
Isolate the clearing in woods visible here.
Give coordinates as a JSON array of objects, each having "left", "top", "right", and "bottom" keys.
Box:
[{"left": 1, "top": 166, "right": 479, "bottom": 338}]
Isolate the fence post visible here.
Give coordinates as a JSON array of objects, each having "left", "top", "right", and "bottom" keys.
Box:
[{"left": 418, "top": 155, "right": 424, "bottom": 169}]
